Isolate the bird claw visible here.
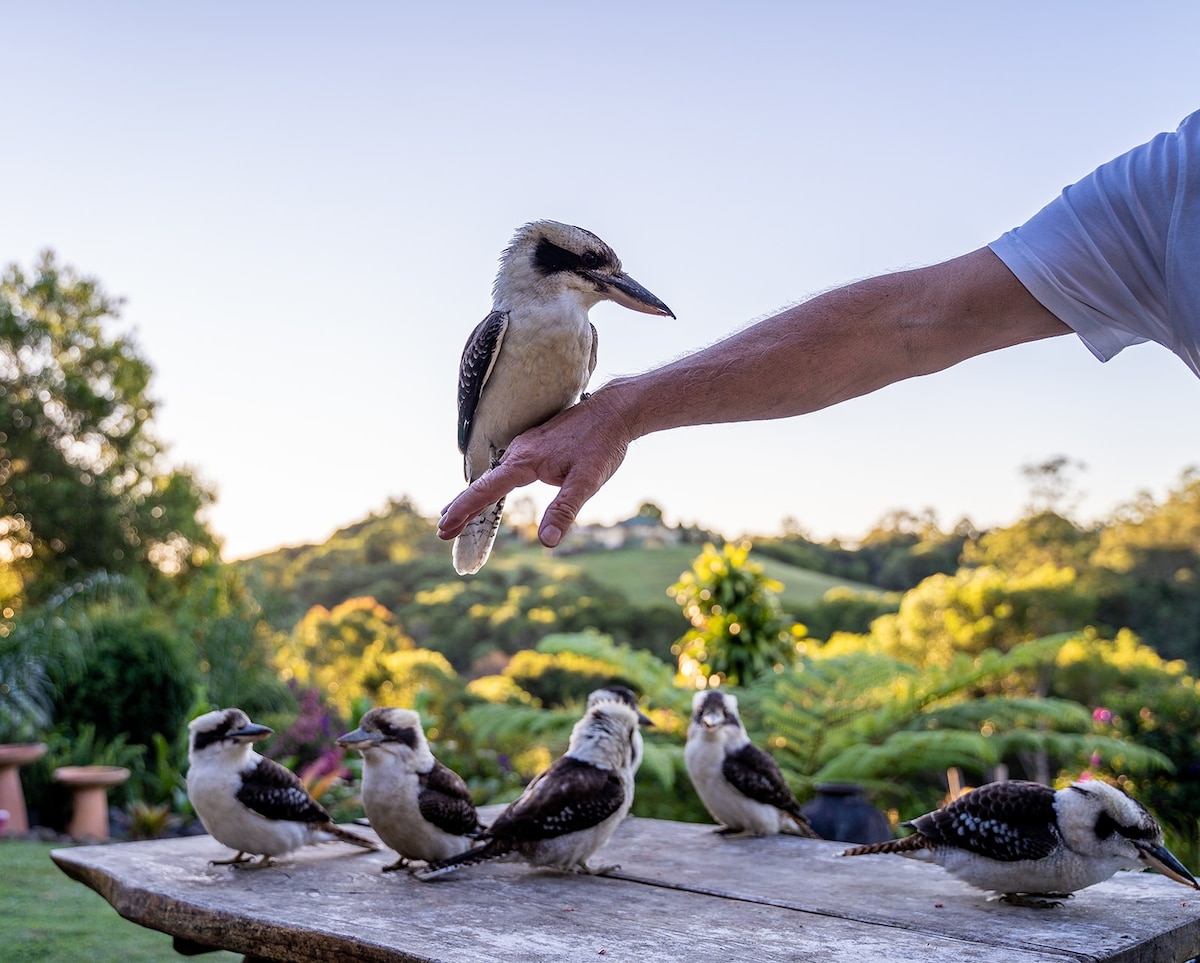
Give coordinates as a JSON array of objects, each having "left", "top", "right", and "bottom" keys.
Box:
[
  {"left": 582, "top": 861, "right": 621, "bottom": 875},
  {"left": 210, "top": 852, "right": 254, "bottom": 867},
  {"left": 230, "top": 855, "right": 275, "bottom": 870},
  {"left": 998, "top": 893, "right": 1070, "bottom": 909}
]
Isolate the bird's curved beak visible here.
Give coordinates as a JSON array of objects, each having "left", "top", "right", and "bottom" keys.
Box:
[
  {"left": 336, "top": 728, "right": 383, "bottom": 751},
  {"left": 230, "top": 723, "right": 273, "bottom": 744},
  {"left": 588, "top": 270, "right": 675, "bottom": 318},
  {"left": 700, "top": 710, "right": 725, "bottom": 731},
  {"left": 635, "top": 709, "right": 654, "bottom": 727},
  {"left": 1135, "top": 840, "right": 1200, "bottom": 888}
]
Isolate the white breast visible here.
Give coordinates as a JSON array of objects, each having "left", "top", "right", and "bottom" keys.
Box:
[
  {"left": 685, "top": 735, "right": 784, "bottom": 835},
  {"left": 361, "top": 758, "right": 472, "bottom": 863}
]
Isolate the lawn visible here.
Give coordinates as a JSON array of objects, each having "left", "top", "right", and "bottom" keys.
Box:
[
  {"left": 0, "top": 839, "right": 240, "bottom": 963},
  {"left": 496, "top": 542, "right": 883, "bottom": 609}
]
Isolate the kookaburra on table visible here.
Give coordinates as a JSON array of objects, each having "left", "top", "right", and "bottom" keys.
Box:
[
  {"left": 840, "top": 778, "right": 1199, "bottom": 906},
  {"left": 453, "top": 220, "right": 674, "bottom": 575},
  {"left": 684, "top": 690, "right": 818, "bottom": 838},
  {"left": 414, "top": 699, "right": 641, "bottom": 879},
  {"left": 336, "top": 707, "right": 482, "bottom": 871},
  {"left": 186, "top": 708, "right": 377, "bottom": 868}
]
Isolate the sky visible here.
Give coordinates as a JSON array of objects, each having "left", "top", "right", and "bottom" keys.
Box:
[{"left": 5, "top": 2, "right": 1198, "bottom": 561}]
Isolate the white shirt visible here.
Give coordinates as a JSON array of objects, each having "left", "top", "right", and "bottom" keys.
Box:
[{"left": 990, "top": 110, "right": 1200, "bottom": 378}]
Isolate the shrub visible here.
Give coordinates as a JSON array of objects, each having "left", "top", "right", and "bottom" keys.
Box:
[{"left": 49, "top": 607, "right": 199, "bottom": 747}]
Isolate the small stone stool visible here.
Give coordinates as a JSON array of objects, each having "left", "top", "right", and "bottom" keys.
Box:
[
  {"left": 54, "top": 765, "right": 130, "bottom": 839},
  {"left": 0, "top": 743, "right": 47, "bottom": 835}
]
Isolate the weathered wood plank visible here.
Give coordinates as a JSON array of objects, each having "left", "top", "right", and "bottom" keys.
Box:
[
  {"left": 599, "top": 815, "right": 1200, "bottom": 963},
  {"left": 51, "top": 822, "right": 1089, "bottom": 963},
  {"left": 48, "top": 809, "right": 1200, "bottom": 963}
]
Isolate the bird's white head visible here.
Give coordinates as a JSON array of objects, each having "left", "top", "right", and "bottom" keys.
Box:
[
  {"left": 1056, "top": 780, "right": 1198, "bottom": 888},
  {"left": 587, "top": 686, "right": 652, "bottom": 773},
  {"left": 336, "top": 707, "right": 434, "bottom": 771},
  {"left": 587, "top": 686, "right": 653, "bottom": 726},
  {"left": 567, "top": 700, "right": 641, "bottom": 772},
  {"left": 493, "top": 220, "right": 675, "bottom": 318},
  {"left": 688, "top": 690, "right": 748, "bottom": 747},
  {"left": 187, "top": 708, "right": 273, "bottom": 762}
]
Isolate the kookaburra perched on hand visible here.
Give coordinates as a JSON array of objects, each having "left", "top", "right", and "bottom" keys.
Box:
[
  {"left": 840, "top": 779, "right": 1199, "bottom": 906},
  {"left": 414, "top": 699, "right": 641, "bottom": 879},
  {"left": 186, "top": 708, "right": 377, "bottom": 868},
  {"left": 453, "top": 220, "right": 674, "bottom": 575},
  {"left": 336, "top": 707, "right": 482, "bottom": 871},
  {"left": 684, "top": 690, "right": 818, "bottom": 838}
]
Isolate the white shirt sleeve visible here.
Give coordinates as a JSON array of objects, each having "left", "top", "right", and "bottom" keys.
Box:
[{"left": 989, "top": 110, "right": 1200, "bottom": 378}]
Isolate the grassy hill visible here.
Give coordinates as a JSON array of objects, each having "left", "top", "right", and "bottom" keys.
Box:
[{"left": 490, "top": 542, "right": 882, "bottom": 610}]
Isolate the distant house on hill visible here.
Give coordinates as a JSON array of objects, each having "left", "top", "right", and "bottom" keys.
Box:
[{"left": 554, "top": 510, "right": 684, "bottom": 553}]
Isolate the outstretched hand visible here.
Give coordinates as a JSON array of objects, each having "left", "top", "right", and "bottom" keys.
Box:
[{"left": 438, "top": 392, "right": 633, "bottom": 549}]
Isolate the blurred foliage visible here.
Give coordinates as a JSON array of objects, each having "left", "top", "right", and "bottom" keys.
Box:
[
  {"left": 870, "top": 564, "right": 1097, "bottom": 667},
  {"left": 175, "top": 566, "right": 293, "bottom": 717},
  {"left": 751, "top": 632, "right": 1174, "bottom": 817},
  {"left": 790, "top": 585, "right": 900, "bottom": 642},
  {"left": 755, "top": 509, "right": 971, "bottom": 591},
  {"left": 261, "top": 684, "right": 348, "bottom": 773},
  {"left": 47, "top": 606, "right": 198, "bottom": 749},
  {"left": 670, "top": 541, "right": 807, "bottom": 687},
  {"left": 236, "top": 499, "right": 684, "bottom": 669},
  {"left": 275, "top": 596, "right": 424, "bottom": 714}
]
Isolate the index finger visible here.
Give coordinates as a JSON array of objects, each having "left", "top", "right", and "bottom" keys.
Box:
[{"left": 437, "top": 460, "right": 535, "bottom": 540}]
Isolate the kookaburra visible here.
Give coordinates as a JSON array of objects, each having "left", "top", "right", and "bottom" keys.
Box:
[
  {"left": 840, "top": 779, "right": 1199, "bottom": 905},
  {"left": 453, "top": 220, "right": 674, "bottom": 575},
  {"left": 414, "top": 699, "right": 641, "bottom": 879},
  {"left": 336, "top": 707, "right": 482, "bottom": 871},
  {"left": 684, "top": 690, "right": 818, "bottom": 838},
  {"left": 186, "top": 708, "right": 377, "bottom": 868}
]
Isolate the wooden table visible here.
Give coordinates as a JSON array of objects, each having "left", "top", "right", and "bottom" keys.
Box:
[{"left": 50, "top": 809, "right": 1200, "bottom": 962}]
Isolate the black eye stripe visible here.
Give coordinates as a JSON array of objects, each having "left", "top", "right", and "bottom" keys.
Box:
[
  {"left": 1095, "top": 810, "right": 1156, "bottom": 841},
  {"left": 533, "top": 238, "right": 612, "bottom": 276},
  {"left": 381, "top": 723, "right": 417, "bottom": 748}
]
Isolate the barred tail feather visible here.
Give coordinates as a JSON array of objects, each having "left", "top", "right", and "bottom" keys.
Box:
[
  {"left": 784, "top": 811, "right": 821, "bottom": 839},
  {"left": 839, "top": 834, "right": 926, "bottom": 857},
  {"left": 413, "top": 838, "right": 512, "bottom": 881},
  {"left": 328, "top": 823, "right": 379, "bottom": 850},
  {"left": 452, "top": 497, "right": 505, "bottom": 575}
]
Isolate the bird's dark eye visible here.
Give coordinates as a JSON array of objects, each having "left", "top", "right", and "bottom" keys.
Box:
[{"left": 581, "top": 251, "right": 601, "bottom": 269}]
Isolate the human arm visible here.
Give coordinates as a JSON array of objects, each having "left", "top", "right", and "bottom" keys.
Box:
[{"left": 437, "top": 246, "right": 1069, "bottom": 548}]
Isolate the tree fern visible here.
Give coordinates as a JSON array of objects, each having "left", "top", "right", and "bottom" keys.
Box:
[{"left": 754, "top": 633, "right": 1168, "bottom": 811}]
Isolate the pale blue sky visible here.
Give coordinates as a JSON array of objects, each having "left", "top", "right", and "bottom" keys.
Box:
[{"left": 5, "top": 2, "right": 1198, "bottom": 559}]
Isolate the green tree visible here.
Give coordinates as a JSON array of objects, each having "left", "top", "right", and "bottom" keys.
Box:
[
  {"left": 275, "top": 596, "right": 423, "bottom": 713},
  {"left": 174, "top": 566, "right": 293, "bottom": 716},
  {"left": 961, "top": 510, "right": 1099, "bottom": 577},
  {"left": 0, "top": 251, "right": 216, "bottom": 613},
  {"left": 1091, "top": 469, "right": 1200, "bottom": 665},
  {"left": 670, "top": 541, "right": 806, "bottom": 687},
  {"left": 871, "top": 564, "right": 1097, "bottom": 668}
]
